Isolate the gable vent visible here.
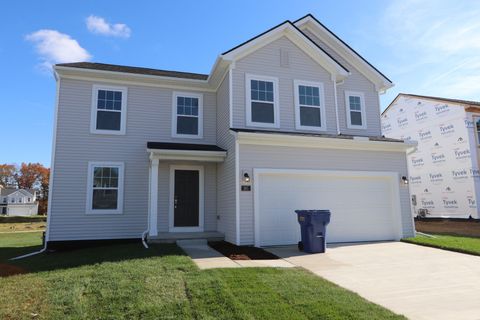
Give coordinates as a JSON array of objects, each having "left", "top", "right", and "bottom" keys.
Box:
[{"left": 280, "top": 48, "right": 289, "bottom": 67}]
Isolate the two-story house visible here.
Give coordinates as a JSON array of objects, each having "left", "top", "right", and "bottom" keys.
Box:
[
  {"left": 46, "top": 14, "right": 415, "bottom": 248},
  {"left": 0, "top": 186, "right": 38, "bottom": 216}
]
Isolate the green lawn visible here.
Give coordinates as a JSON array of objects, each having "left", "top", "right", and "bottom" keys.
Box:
[
  {"left": 403, "top": 234, "right": 480, "bottom": 256},
  {"left": 0, "top": 232, "right": 405, "bottom": 320}
]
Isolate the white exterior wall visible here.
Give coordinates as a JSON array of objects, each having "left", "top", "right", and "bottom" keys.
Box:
[
  {"left": 49, "top": 78, "right": 218, "bottom": 241},
  {"left": 7, "top": 204, "right": 38, "bottom": 216},
  {"left": 238, "top": 144, "right": 414, "bottom": 245},
  {"left": 382, "top": 96, "right": 479, "bottom": 218}
]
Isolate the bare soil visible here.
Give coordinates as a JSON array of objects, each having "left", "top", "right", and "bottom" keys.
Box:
[
  {"left": 208, "top": 241, "right": 280, "bottom": 260},
  {"left": 0, "top": 263, "right": 27, "bottom": 277},
  {"left": 415, "top": 219, "right": 480, "bottom": 238}
]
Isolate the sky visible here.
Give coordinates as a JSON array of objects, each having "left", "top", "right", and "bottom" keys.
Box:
[{"left": 1, "top": 0, "right": 479, "bottom": 166}]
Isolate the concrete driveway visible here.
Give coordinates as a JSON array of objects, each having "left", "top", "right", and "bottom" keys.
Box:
[{"left": 267, "top": 242, "right": 480, "bottom": 320}]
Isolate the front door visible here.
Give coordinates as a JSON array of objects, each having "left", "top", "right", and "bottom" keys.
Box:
[{"left": 170, "top": 166, "right": 203, "bottom": 232}]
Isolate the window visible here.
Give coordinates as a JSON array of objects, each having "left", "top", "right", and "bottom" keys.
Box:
[
  {"left": 27, "top": 198, "right": 31, "bottom": 202},
  {"left": 345, "top": 91, "right": 366, "bottom": 129},
  {"left": 475, "top": 117, "right": 480, "bottom": 146},
  {"left": 172, "top": 92, "right": 203, "bottom": 138},
  {"left": 18, "top": 198, "right": 22, "bottom": 203},
  {"left": 294, "top": 80, "right": 326, "bottom": 131},
  {"left": 246, "top": 74, "right": 279, "bottom": 128},
  {"left": 91, "top": 85, "right": 127, "bottom": 134},
  {"left": 11, "top": 198, "right": 14, "bottom": 203},
  {"left": 86, "top": 162, "right": 124, "bottom": 214}
]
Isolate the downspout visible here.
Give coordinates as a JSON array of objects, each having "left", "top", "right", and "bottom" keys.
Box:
[
  {"left": 11, "top": 71, "right": 61, "bottom": 260},
  {"left": 332, "top": 75, "right": 341, "bottom": 135}
]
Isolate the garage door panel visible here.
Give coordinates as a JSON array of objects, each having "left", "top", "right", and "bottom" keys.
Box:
[{"left": 257, "top": 172, "right": 397, "bottom": 246}]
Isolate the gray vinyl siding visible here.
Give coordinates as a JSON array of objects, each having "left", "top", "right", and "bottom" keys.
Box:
[
  {"left": 238, "top": 144, "right": 414, "bottom": 245},
  {"left": 156, "top": 161, "right": 217, "bottom": 232},
  {"left": 49, "top": 78, "right": 217, "bottom": 241},
  {"left": 231, "top": 36, "right": 338, "bottom": 134},
  {"left": 215, "top": 72, "right": 237, "bottom": 243},
  {"left": 301, "top": 29, "right": 382, "bottom": 136}
]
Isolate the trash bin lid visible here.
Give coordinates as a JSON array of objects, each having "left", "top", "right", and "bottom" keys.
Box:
[{"left": 295, "top": 210, "right": 330, "bottom": 215}]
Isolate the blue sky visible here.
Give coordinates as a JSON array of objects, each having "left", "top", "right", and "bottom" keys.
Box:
[{"left": 2, "top": 0, "right": 479, "bottom": 166}]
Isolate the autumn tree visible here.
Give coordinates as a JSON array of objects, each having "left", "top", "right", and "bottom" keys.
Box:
[
  {"left": 0, "top": 164, "right": 16, "bottom": 187},
  {"left": 0, "top": 163, "right": 50, "bottom": 214}
]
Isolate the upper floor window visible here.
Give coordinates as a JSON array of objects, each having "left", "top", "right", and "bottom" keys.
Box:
[
  {"left": 345, "top": 91, "right": 366, "bottom": 129},
  {"left": 172, "top": 92, "right": 203, "bottom": 138},
  {"left": 294, "top": 80, "right": 326, "bottom": 131},
  {"left": 86, "top": 162, "right": 124, "bottom": 214},
  {"left": 246, "top": 74, "right": 279, "bottom": 128},
  {"left": 91, "top": 85, "right": 127, "bottom": 135}
]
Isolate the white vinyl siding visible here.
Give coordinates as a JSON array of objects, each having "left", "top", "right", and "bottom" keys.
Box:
[
  {"left": 294, "top": 80, "right": 326, "bottom": 131},
  {"left": 215, "top": 72, "right": 237, "bottom": 243},
  {"left": 91, "top": 85, "right": 127, "bottom": 135},
  {"left": 48, "top": 78, "right": 217, "bottom": 241},
  {"left": 345, "top": 91, "right": 366, "bottom": 129},
  {"left": 238, "top": 143, "right": 414, "bottom": 245},
  {"left": 301, "top": 28, "right": 382, "bottom": 136},
  {"left": 232, "top": 36, "right": 336, "bottom": 133}
]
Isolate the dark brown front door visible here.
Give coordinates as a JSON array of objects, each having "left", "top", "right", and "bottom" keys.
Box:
[{"left": 174, "top": 169, "right": 199, "bottom": 227}]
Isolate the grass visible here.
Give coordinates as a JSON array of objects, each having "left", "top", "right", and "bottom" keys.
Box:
[
  {"left": 0, "top": 233, "right": 405, "bottom": 320},
  {"left": 403, "top": 233, "right": 480, "bottom": 256},
  {"left": 0, "top": 215, "right": 46, "bottom": 233}
]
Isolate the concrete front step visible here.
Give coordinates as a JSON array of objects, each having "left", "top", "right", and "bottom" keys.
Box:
[{"left": 148, "top": 231, "right": 224, "bottom": 243}]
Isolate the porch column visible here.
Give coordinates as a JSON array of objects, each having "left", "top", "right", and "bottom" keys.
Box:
[{"left": 149, "top": 158, "right": 159, "bottom": 236}]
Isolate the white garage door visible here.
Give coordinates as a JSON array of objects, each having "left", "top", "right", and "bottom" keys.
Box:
[{"left": 254, "top": 170, "right": 402, "bottom": 246}]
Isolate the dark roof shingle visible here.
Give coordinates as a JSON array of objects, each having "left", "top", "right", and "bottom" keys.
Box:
[
  {"left": 147, "top": 142, "right": 226, "bottom": 152},
  {"left": 56, "top": 62, "right": 209, "bottom": 80}
]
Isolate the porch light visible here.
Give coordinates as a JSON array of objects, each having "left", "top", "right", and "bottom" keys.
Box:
[
  {"left": 243, "top": 172, "right": 251, "bottom": 183},
  {"left": 401, "top": 176, "right": 409, "bottom": 185}
]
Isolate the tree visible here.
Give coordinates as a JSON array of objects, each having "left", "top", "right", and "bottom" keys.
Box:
[
  {"left": 0, "top": 163, "right": 50, "bottom": 214},
  {"left": 0, "top": 164, "right": 16, "bottom": 187}
]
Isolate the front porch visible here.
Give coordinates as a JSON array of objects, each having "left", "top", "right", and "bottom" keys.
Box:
[{"left": 146, "top": 142, "right": 227, "bottom": 241}]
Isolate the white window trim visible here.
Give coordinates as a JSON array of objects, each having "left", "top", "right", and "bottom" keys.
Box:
[
  {"left": 293, "top": 80, "right": 326, "bottom": 131},
  {"left": 168, "top": 165, "right": 205, "bottom": 232},
  {"left": 90, "top": 85, "right": 128, "bottom": 135},
  {"left": 86, "top": 161, "right": 125, "bottom": 215},
  {"left": 245, "top": 73, "right": 280, "bottom": 128},
  {"left": 171, "top": 91, "right": 204, "bottom": 139},
  {"left": 473, "top": 115, "right": 480, "bottom": 147},
  {"left": 345, "top": 91, "right": 367, "bottom": 129}
]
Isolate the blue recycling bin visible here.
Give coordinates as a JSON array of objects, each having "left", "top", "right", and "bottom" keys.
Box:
[{"left": 295, "top": 210, "right": 331, "bottom": 253}]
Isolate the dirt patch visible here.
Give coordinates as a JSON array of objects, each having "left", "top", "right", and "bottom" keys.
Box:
[
  {"left": 415, "top": 219, "right": 480, "bottom": 238},
  {"left": 208, "top": 241, "right": 279, "bottom": 260},
  {"left": 0, "top": 222, "right": 46, "bottom": 233},
  {"left": 0, "top": 263, "right": 28, "bottom": 277}
]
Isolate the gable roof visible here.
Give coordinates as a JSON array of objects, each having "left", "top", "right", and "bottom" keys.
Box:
[
  {"left": 294, "top": 14, "right": 393, "bottom": 91},
  {"left": 54, "top": 14, "right": 392, "bottom": 91},
  {"left": 383, "top": 93, "right": 480, "bottom": 115},
  {"left": 221, "top": 20, "right": 349, "bottom": 79},
  {"left": 0, "top": 188, "right": 35, "bottom": 197},
  {"left": 56, "top": 62, "right": 209, "bottom": 81}
]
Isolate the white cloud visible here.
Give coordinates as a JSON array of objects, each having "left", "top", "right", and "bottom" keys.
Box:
[
  {"left": 86, "top": 15, "right": 131, "bottom": 38},
  {"left": 379, "top": 0, "right": 480, "bottom": 101},
  {"left": 26, "top": 29, "right": 91, "bottom": 69}
]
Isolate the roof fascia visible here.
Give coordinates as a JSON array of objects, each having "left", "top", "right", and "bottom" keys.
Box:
[{"left": 295, "top": 15, "right": 393, "bottom": 91}]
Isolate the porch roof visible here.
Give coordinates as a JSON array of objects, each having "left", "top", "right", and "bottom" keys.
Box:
[{"left": 147, "top": 142, "right": 227, "bottom": 162}]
